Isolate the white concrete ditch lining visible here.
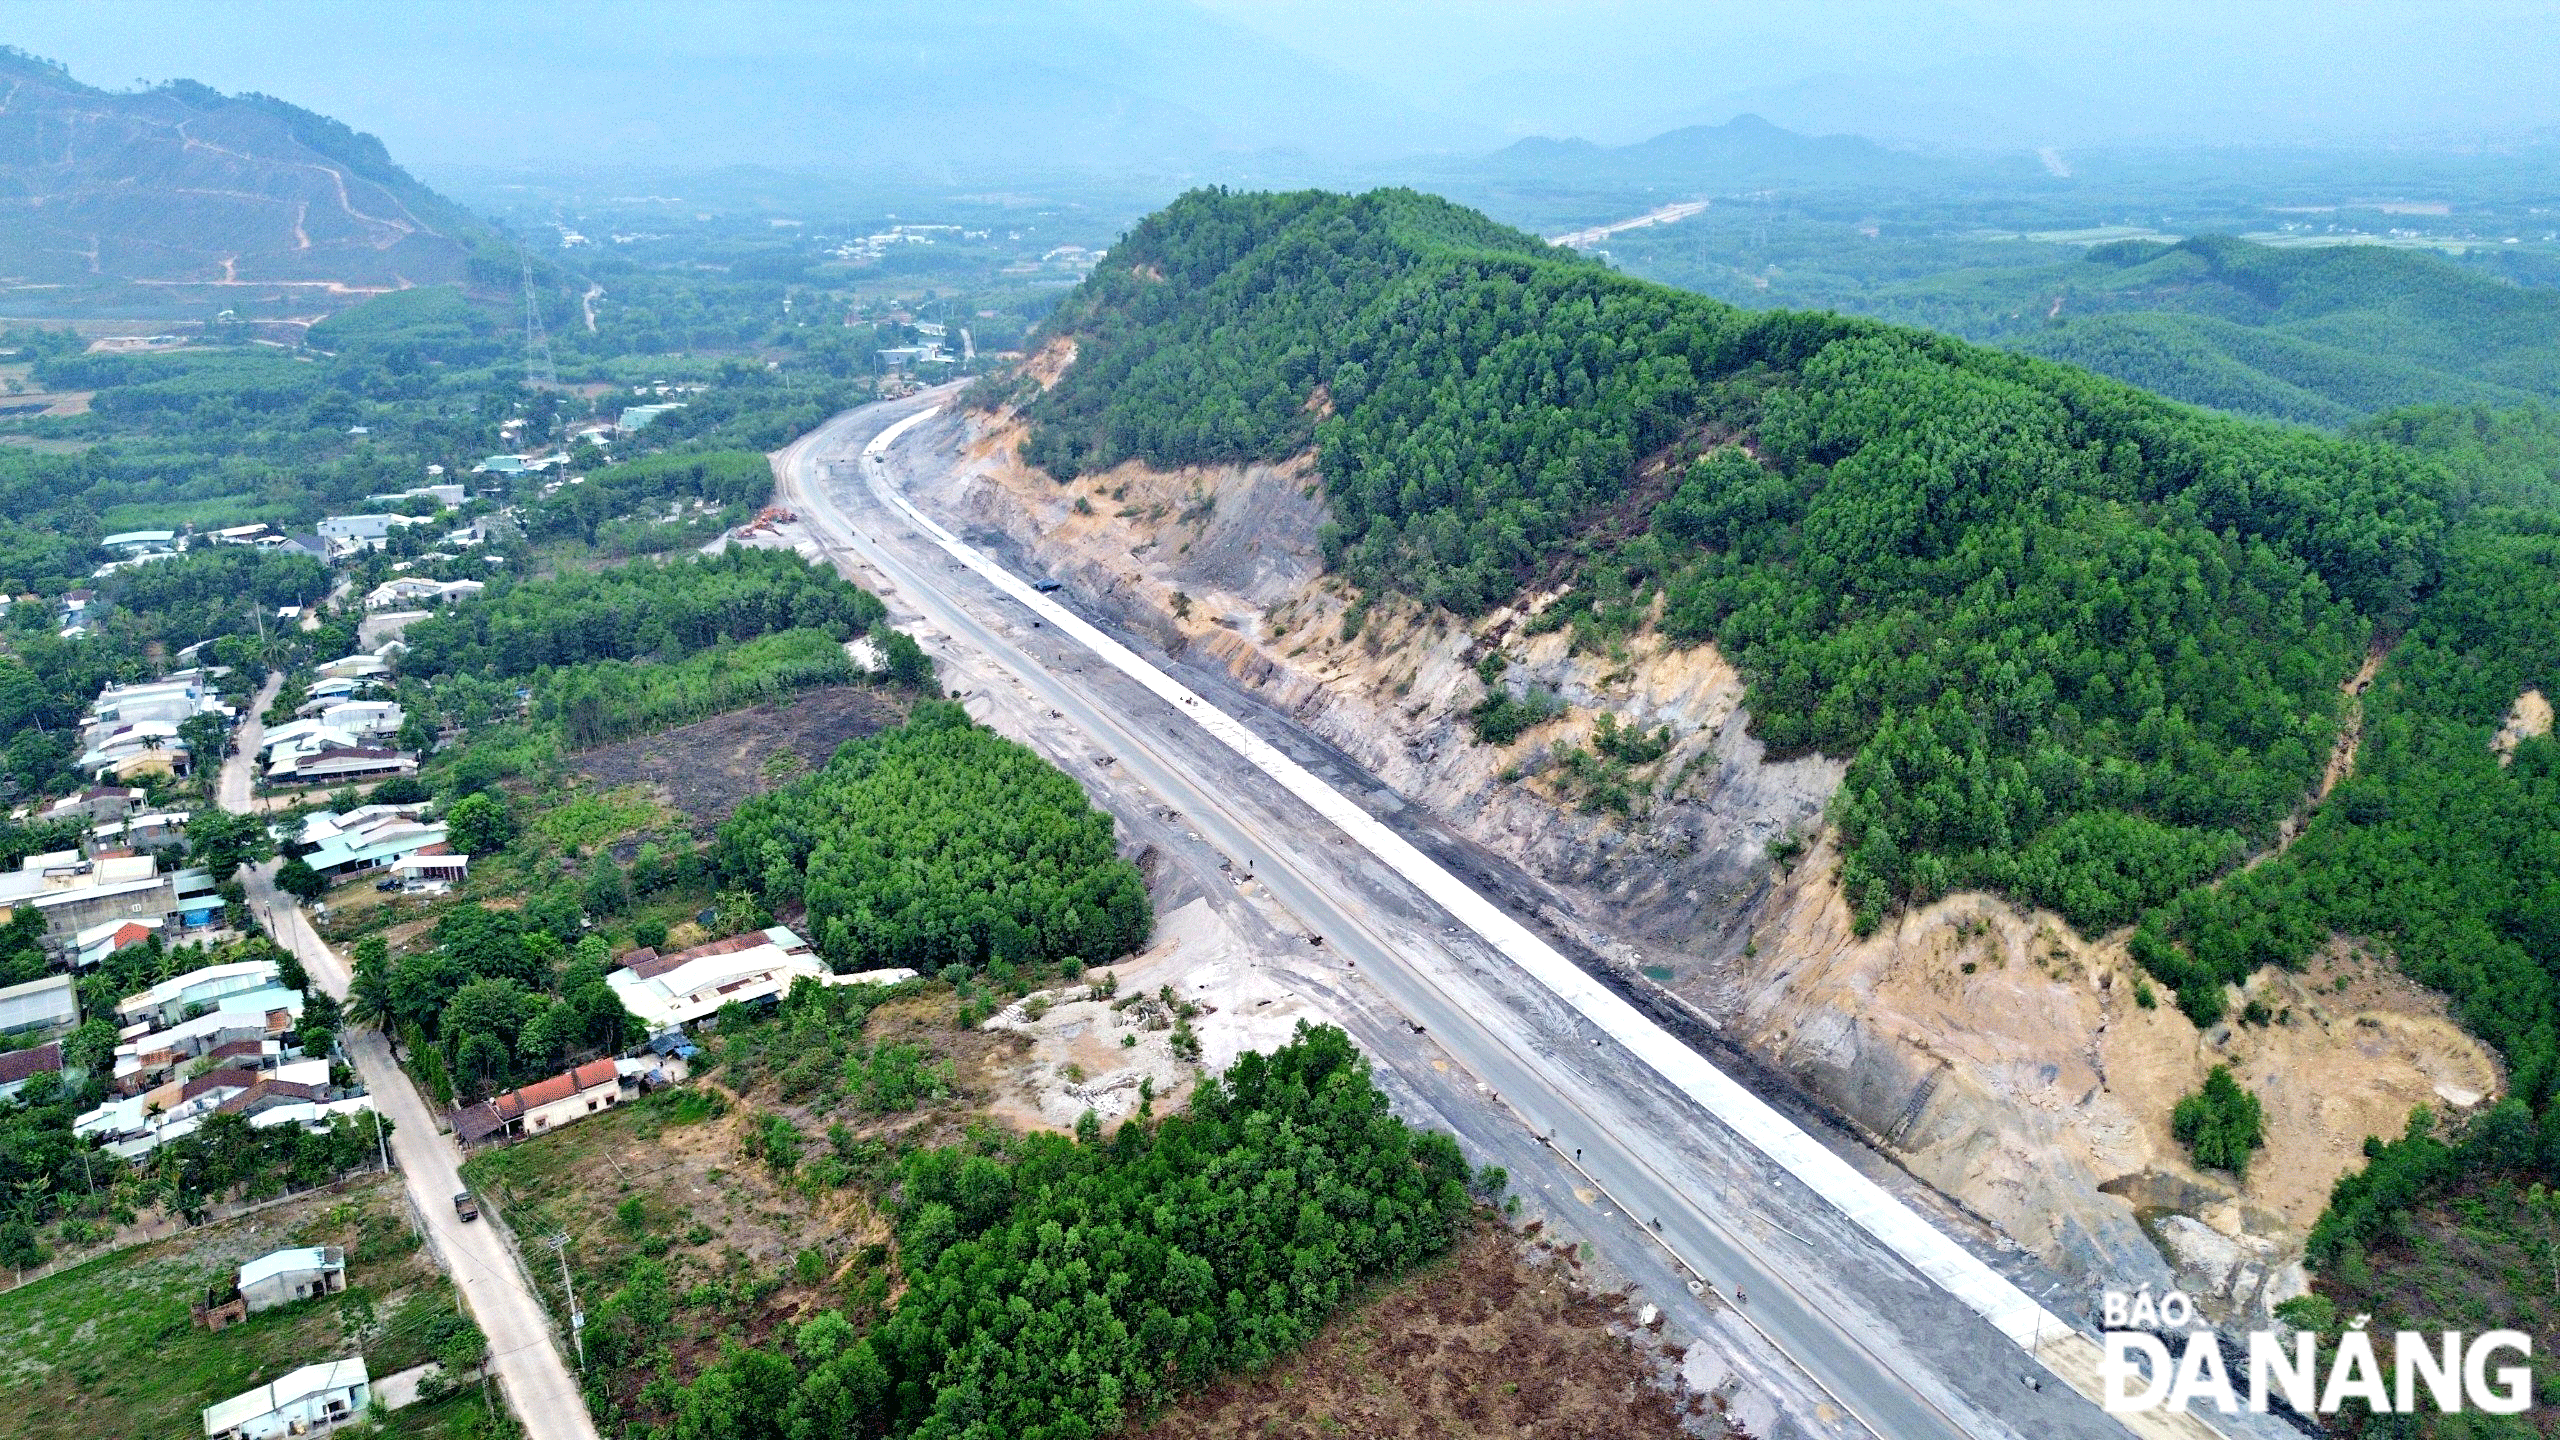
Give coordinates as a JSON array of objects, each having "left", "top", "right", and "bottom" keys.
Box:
[{"left": 859, "top": 404, "right": 2067, "bottom": 1353}]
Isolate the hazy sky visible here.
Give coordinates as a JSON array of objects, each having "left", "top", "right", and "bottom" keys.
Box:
[
  {"left": 0, "top": 1, "right": 2551, "bottom": 182},
  {"left": 1186, "top": 0, "right": 2560, "bottom": 144}
]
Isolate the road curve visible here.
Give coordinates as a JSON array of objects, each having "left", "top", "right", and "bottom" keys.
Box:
[{"left": 774, "top": 396, "right": 2201, "bottom": 1440}]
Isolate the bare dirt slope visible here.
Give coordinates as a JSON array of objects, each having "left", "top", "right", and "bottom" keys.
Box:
[
  {"left": 571, "top": 686, "right": 904, "bottom": 829},
  {"left": 2495, "top": 687, "right": 2554, "bottom": 764},
  {"left": 1127, "top": 1219, "right": 1723, "bottom": 1440},
  {"left": 924, "top": 405, "right": 2501, "bottom": 1322},
  {"left": 934, "top": 417, "right": 1839, "bottom": 959},
  {"left": 1735, "top": 836, "right": 2499, "bottom": 1317},
  {"left": 983, "top": 896, "right": 1324, "bottom": 1133}
]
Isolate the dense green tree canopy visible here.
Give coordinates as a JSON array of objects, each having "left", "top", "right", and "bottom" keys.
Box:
[
  {"left": 1017, "top": 191, "right": 2560, "bottom": 1315},
  {"left": 1017, "top": 188, "right": 2458, "bottom": 932},
  {"left": 625, "top": 1024, "right": 1473, "bottom": 1440},
  {"left": 716, "top": 701, "right": 1150, "bottom": 976},
  {"left": 401, "top": 547, "right": 885, "bottom": 678}
]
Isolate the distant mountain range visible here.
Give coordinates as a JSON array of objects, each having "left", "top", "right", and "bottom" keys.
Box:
[
  {"left": 1475, "top": 114, "right": 1934, "bottom": 191},
  {"left": 0, "top": 49, "right": 483, "bottom": 319},
  {"left": 1399, "top": 113, "right": 2057, "bottom": 232}
]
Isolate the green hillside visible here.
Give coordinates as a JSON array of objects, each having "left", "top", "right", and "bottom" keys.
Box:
[
  {"left": 1599, "top": 220, "right": 2560, "bottom": 428},
  {"left": 1024, "top": 189, "right": 2455, "bottom": 931},
  {"left": 0, "top": 49, "right": 498, "bottom": 319},
  {"left": 1998, "top": 236, "right": 2560, "bottom": 426},
  {"left": 1018, "top": 182, "right": 2557, "bottom": 1055},
  {"left": 2013, "top": 311, "right": 2481, "bottom": 429},
  {"left": 1017, "top": 182, "right": 2560, "bottom": 1346}
]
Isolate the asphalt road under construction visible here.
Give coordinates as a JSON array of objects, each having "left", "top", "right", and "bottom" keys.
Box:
[{"left": 775, "top": 393, "right": 2279, "bottom": 1440}]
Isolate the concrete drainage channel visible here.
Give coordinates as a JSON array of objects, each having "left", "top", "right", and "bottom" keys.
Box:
[{"left": 846, "top": 403, "right": 2255, "bottom": 1440}]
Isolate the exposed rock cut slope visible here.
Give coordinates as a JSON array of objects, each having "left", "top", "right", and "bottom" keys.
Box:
[{"left": 923, "top": 400, "right": 2500, "bottom": 1322}]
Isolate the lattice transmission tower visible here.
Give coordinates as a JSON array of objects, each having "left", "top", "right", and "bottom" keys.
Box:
[{"left": 520, "top": 250, "right": 559, "bottom": 387}]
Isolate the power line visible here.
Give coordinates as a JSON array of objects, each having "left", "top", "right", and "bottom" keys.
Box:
[{"left": 520, "top": 251, "right": 558, "bottom": 388}]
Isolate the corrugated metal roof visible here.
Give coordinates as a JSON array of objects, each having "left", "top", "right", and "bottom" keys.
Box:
[
  {"left": 201, "top": 1357, "right": 368, "bottom": 1433},
  {"left": 237, "top": 1245, "right": 338, "bottom": 1290},
  {"left": 0, "top": 974, "right": 76, "bottom": 1032}
]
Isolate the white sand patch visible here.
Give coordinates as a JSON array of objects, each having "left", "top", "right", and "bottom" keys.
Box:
[{"left": 985, "top": 897, "right": 1329, "bottom": 1129}]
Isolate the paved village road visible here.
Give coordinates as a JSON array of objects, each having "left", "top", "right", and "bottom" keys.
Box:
[{"left": 222, "top": 676, "right": 600, "bottom": 1440}]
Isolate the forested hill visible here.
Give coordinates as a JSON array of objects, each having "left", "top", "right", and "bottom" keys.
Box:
[
  {"left": 2003, "top": 235, "right": 2560, "bottom": 428},
  {"left": 1012, "top": 186, "right": 2525, "bottom": 970},
  {"left": 1018, "top": 184, "right": 2560, "bottom": 1332},
  {"left": 0, "top": 49, "right": 491, "bottom": 318}
]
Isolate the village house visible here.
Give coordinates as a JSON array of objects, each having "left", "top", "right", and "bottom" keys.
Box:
[
  {"left": 365, "top": 482, "right": 467, "bottom": 508},
  {"left": 0, "top": 851, "right": 178, "bottom": 952},
  {"left": 171, "top": 866, "right": 224, "bottom": 930},
  {"left": 198, "top": 1246, "right": 347, "bottom": 1330},
  {"left": 221, "top": 1075, "right": 336, "bottom": 1122},
  {"left": 295, "top": 807, "right": 459, "bottom": 881},
  {"left": 56, "top": 586, "right": 94, "bottom": 635},
  {"left": 201, "top": 1358, "right": 369, "bottom": 1440},
  {"left": 295, "top": 807, "right": 459, "bottom": 880},
  {"left": 78, "top": 1065, "right": 263, "bottom": 1156},
  {"left": 261, "top": 730, "right": 419, "bottom": 788},
  {"left": 362, "top": 576, "right": 483, "bottom": 611},
  {"left": 0, "top": 1040, "right": 66, "bottom": 1102},
  {"left": 109, "top": 992, "right": 308, "bottom": 1092},
  {"left": 87, "top": 808, "right": 190, "bottom": 854},
  {"left": 80, "top": 1058, "right": 353, "bottom": 1159},
  {"left": 73, "top": 729, "right": 187, "bottom": 781},
  {"left": 315, "top": 652, "right": 392, "bottom": 682},
  {"left": 315, "top": 513, "right": 429, "bottom": 559},
  {"left": 0, "top": 973, "right": 78, "bottom": 1041},
  {"left": 615, "top": 401, "right": 686, "bottom": 432},
  {"left": 82, "top": 673, "right": 234, "bottom": 739},
  {"left": 41, "top": 785, "right": 145, "bottom": 828},
  {"left": 451, "top": 1057, "right": 623, "bottom": 1144},
  {"left": 472, "top": 453, "right": 565, "bottom": 476},
  {"left": 69, "top": 916, "right": 161, "bottom": 969},
  {"left": 315, "top": 699, "right": 404, "bottom": 742},
  {"left": 118, "top": 957, "right": 282, "bottom": 1028},
  {"left": 259, "top": 717, "right": 360, "bottom": 766},
  {"left": 296, "top": 676, "right": 372, "bottom": 711},
  {"left": 240, "top": 1245, "right": 347, "bottom": 1311},
  {"left": 607, "top": 927, "right": 913, "bottom": 1032}
]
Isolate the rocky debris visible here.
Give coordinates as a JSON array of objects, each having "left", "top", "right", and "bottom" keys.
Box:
[
  {"left": 983, "top": 897, "right": 1325, "bottom": 1131},
  {"left": 2494, "top": 687, "right": 2553, "bottom": 765},
  {"left": 2152, "top": 1214, "right": 2307, "bottom": 1323},
  {"left": 921, "top": 406, "right": 2499, "bottom": 1331}
]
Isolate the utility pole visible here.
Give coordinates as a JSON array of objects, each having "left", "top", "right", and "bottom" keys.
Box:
[
  {"left": 520, "top": 251, "right": 559, "bottom": 388},
  {"left": 548, "top": 1232, "right": 585, "bottom": 1371},
  {"left": 371, "top": 1102, "right": 390, "bottom": 1175}
]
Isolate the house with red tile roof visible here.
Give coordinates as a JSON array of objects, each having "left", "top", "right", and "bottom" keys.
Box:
[
  {"left": 451, "top": 1057, "right": 623, "bottom": 1145},
  {"left": 0, "top": 1039, "right": 65, "bottom": 1101}
]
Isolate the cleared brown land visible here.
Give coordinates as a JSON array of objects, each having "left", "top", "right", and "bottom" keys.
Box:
[
  {"left": 1127, "top": 1220, "right": 1718, "bottom": 1440},
  {"left": 461, "top": 1087, "right": 892, "bottom": 1418},
  {"left": 571, "top": 686, "right": 905, "bottom": 828}
]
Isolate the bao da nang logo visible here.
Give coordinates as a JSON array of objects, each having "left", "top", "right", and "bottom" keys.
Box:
[{"left": 2099, "top": 1290, "right": 2533, "bottom": 1417}]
